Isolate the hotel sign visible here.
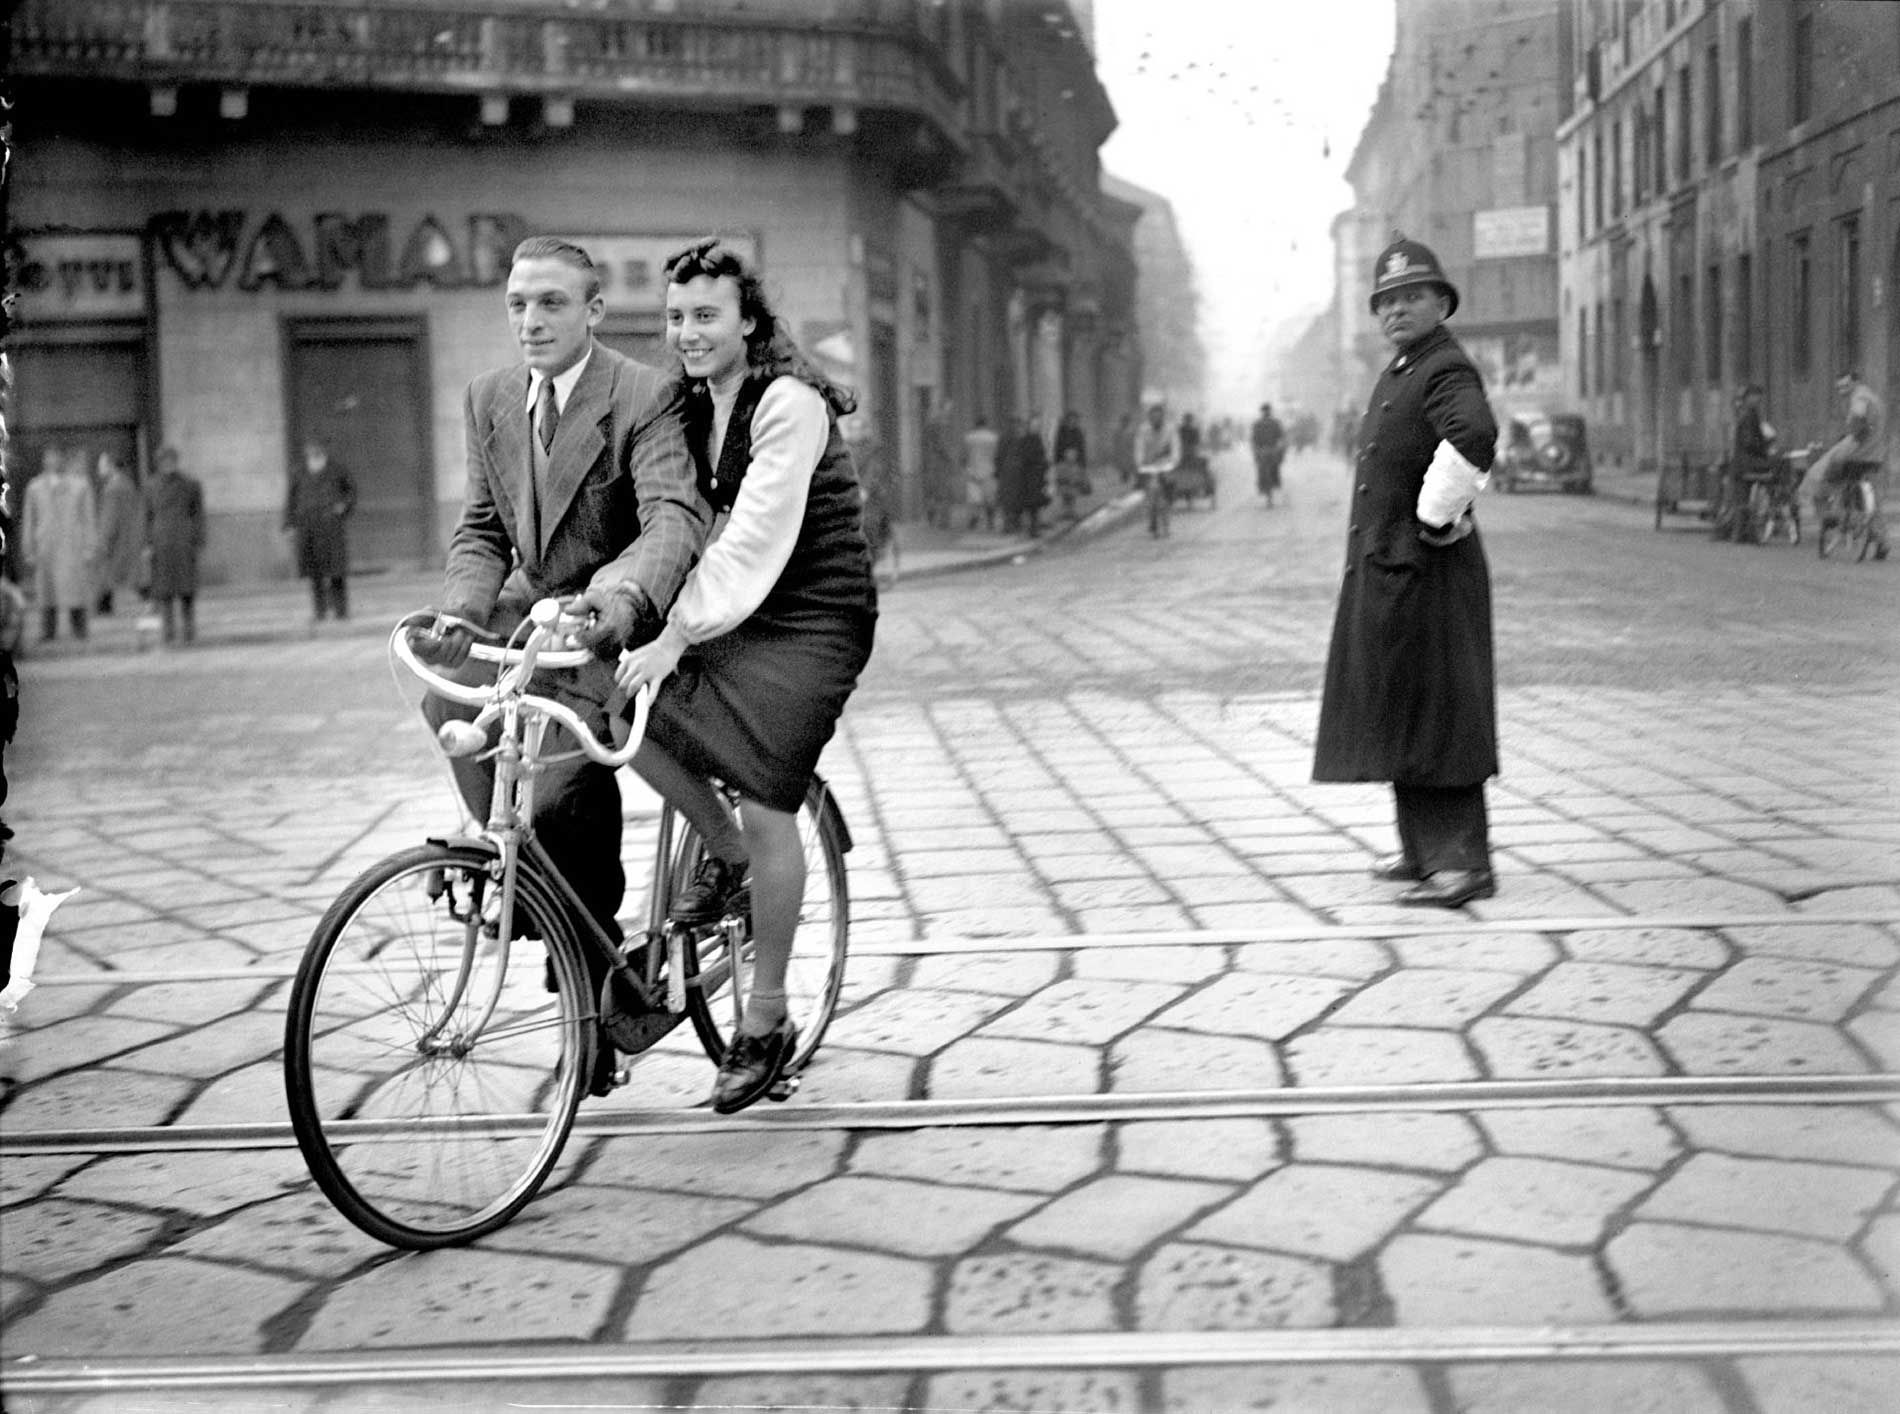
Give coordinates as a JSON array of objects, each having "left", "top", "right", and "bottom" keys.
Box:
[{"left": 1473, "top": 206, "right": 1551, "bottom": 259}]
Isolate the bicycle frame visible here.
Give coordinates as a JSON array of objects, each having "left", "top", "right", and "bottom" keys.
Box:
[{"left": 392, "top": 604, "right": 658, "bottom": 1028}]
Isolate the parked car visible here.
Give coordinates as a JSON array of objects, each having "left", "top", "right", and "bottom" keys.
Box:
[{"left": 1497, "top": 413, "right": 1593, "bottom": 494}]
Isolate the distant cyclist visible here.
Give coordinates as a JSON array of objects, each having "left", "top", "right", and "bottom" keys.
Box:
[
  {"left": 1134, "top": 402, "right": 1179, "bottom": 538},
  {"left": 1810, "top": 371, "right": 1890, "bottom": 559}
]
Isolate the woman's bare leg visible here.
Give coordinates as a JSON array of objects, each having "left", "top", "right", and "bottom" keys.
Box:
[{"left": 734, "top": 796, "right": 803, "bottom": 1035}]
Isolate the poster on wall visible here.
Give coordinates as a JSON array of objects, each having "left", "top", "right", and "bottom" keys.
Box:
[{"left": 1463, "top": 330, "right": 1563, "bottom": 418}]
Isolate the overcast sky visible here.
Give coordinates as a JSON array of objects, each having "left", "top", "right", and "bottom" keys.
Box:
[{"left": 1092, "top": 0, "right": 1398, "bottom": 411}]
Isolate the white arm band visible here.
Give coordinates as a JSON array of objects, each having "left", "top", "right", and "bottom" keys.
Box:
[{"left": 1417, "top": 439, "right": 1491, "bottom": 528}]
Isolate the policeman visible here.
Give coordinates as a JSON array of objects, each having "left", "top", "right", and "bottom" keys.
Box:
[{"left": 1312, "top": 237, "right": 1500, "bottom": 908}]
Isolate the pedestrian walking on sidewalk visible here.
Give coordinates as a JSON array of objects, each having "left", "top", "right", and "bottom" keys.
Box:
[
  {"left": 1053, "top": 410, "right": 1091, "bottom": 522},
  {"left": 999, "top": 414, "right": 1050, "bottom": 537},
  {"left": 284, "top": 439, "right": 358, "bottom": 624},
  {"left": 1314, "top": 237, "right": 1499, "bottom": 910},
  {"left": 1251, "top": 402, "right": 1287, "bottom": 505},
  {"left": 144, "top": 446, "right": 207, "bottom": 645},
  {"left": 22, "top": 447, "right": 97, "bottom": 644},
  {"left": 93, "top": 452, "right": 142, "bottom": 616},
  {"left": 962, "top": 416, "right": 999, "bottom": 531}
]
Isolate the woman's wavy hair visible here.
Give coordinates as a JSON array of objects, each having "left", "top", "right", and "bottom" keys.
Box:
[{"left": 662, "top": 238, "right": 857, "bottom": 417}]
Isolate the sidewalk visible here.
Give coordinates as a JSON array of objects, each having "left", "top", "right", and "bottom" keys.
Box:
[{"left": 15, "top": 481, "right": 1148, "bottom": 662}]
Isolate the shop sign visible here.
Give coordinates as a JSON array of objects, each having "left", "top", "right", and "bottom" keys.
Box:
[
  {"left": 561, "top": 233, "right": 759, "bottom": 311},
  {"left": 1473, "top": 205, "right": 1551, "bottom": 260},
  {"left": 148, "top": 210, "right": 534, "bottom": 291},
  {"left": 9, "top": 233, "right": 144, "bottom": 319}
]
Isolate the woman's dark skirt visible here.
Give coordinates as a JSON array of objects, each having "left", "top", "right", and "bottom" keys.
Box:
[{"left": 640, "top": 610, "right": 875, "bottom": 812}]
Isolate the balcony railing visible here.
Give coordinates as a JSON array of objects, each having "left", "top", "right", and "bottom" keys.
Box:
[{"left": 15, "top": 0, "right": 961, "bottom": 140}]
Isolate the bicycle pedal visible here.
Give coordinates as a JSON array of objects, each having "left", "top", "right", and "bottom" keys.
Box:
[{"left": 766, "top": 1072, "right": 801, "bottom": 1102}]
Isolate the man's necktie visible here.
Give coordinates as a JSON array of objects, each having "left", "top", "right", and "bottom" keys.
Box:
[{"left": 534, "top": 376, "right": 559, "bottom": 453}]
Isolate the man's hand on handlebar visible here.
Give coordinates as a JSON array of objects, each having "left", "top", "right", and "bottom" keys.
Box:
[
  {"left": 407, "top": 616, "right": 475, "bottom": 670},
  {"left": 568, "top": 582, "right": 662, "bottom": 661}
]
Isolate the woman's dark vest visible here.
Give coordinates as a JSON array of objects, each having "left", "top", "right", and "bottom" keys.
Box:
[{"left": 687, "top": 375, "right": 876, "bottom": 626}]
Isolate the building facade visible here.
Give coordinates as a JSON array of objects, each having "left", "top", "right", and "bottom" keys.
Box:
[
  {"left": 1336, "top": 0, "right": 1566, "bottom": 422},
  {"left": 1100, "top": 173, "right": 1204, "bottom": 411},
  {"left": 8, "top": 0, "right": 1140, "bottom": 583},
  {"left": 1558, "top": 0, "right": 1900, "bottom": 470}
]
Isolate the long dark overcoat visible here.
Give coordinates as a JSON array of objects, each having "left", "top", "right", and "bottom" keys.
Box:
[
  {"left": 144, "top": 470, "right": 205, "bottom": 598},
  {"left": 284, "top": 462, "right": 357, "bottom": 579},
  {"left": 1313, "top": 323, "right": 1499, "bottom": 787}
]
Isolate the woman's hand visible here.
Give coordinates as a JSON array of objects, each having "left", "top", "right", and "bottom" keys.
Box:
[{"left": 615, "top": 626, "right": 685, "bottom": 695}]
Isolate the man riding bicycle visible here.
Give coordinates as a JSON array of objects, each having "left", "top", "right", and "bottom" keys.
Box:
[
  {"left": 1135, "top": 401, "right": 1179, "bottom": 538},
  {"left": 1810, "top": 371, "right": 1891, "bottom": 560}
]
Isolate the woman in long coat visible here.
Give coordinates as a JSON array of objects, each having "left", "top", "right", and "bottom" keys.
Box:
[
  {"left": 22, "top": 447, "right": 98, "bottom": 642},
  {"left": 1314, "top": 238, "right": 1498, "bottom": 910},
  {"left": 145, "top": 445, "right": 206, "bottom": 645}
]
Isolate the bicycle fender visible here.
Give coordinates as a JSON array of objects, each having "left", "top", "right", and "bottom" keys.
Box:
[{"left": 806, "top": 775, "right": 853, "bottom": 854}]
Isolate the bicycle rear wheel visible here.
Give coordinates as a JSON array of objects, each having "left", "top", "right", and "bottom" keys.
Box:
[
  {"left": 676, "top": 780, "right": 850, "bottom": 1074},
  {"left": 283, "top": 843, "right": 591, "bottom": 1249}
]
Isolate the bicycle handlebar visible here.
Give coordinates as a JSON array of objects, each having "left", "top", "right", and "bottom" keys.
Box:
[{"left": 389, "top": 600, "right": 650, "bottom": 770}]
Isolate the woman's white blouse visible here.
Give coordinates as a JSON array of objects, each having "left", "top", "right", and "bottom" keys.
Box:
[{"left": 665, "top": 375, "right": 829, "bottom": 645}]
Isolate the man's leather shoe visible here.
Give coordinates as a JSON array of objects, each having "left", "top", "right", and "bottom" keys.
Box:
[
  {"left": 669, "top": 856, "right": 750, "bottom": 927},
  {"left": 587, "top": 1032, "right": 621, "bottom": 1097},
  {"left": 1398, "top": 870, "right": 1497, "bottom": 909},
  {"left": 1369, "top": 853, "right": 1423, "bottom": 882},
  {"left": 710, "top": 1018, "right": 798, "bottom": 1114}
]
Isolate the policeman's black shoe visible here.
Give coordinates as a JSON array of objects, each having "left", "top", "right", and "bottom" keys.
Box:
[
  {"left": 710, "top": 1017, "right": 798, "bottom": 1114},
  {"left": 669, "top": 856, "right": 750, "bottom": 926},
  {"left": 1398, "top": 870, "right": 1497, "bottom": 910},
  {"left": 1369, "top": 853, "right": 1424, "bottom": 882}
]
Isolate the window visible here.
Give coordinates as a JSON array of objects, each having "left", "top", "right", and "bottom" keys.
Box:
[
  {"left": 1736, "top": 252, "right": 1753, "bottom": 381},
  {"left": 1611, "top": 117, "right": 1623, "bottom": 217},
  {"left": 1838, "top": 214, "right": 1862, "bottom": 374},
  {"left": 1677, "top": 64, "right": 1692, "bottom": 183},
  {"left": 1706, "top": 263, "right": 1723, "bottom": 384},
  {"left": 1736, "top": 17, "right": 1753, "bottom": 146},
  {"left": 1592, "top": 129, "right": 1605, "bottom": 230},
  {"left": 1706, "top": 41, "right": 1722, "bottom": 164},
  {"left": 1793, "top": 7, "right": 1814, "bottom": 124},
  {"left": 1579, "top": 307, "right": 1591, "bottom": 397},
  {"left": 1791, "top": 231, "right": 1813, "bottom": 378},
  {"left": 1654, "top": 86, "right": 1667, "bottom": 193},
  {"left": 1612, "top": 295, "right": 1627, "bottom": 393},
  {"left": 1596, "top": 297, "right": 1609, "bottom": 397},
  {"left": 1676, "top": 271, "right": 1695, "bottom": 387},
  {"left": 1633, "top": 105, "right": 1649, "bottom": 204}
]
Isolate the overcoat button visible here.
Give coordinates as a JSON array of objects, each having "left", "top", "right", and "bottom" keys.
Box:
[{"left": 1358, "top": 484, "right": 1369, "bottom": 494}]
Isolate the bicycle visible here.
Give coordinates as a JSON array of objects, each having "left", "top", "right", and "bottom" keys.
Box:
[
  {"left": 1817, "top": 462, "right": 1888, "bottom": 561},
  {"left": 1740, "top": 457, "right": 1802, "bottom": 546},
  {"left": 1139, "top": 466, "right": 1172, "bottom": 537},
  {"left": 282, "top": 599, "right": 852, "bottom": 1249}
]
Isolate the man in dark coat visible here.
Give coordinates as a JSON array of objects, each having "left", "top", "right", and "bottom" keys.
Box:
[
  {"left": 283, "top": 439, "right": 357, "bottom": 623},
  {"left": 1251, "top": 402, "right": 1287, "bottom": 504},
  {"left": 144, "top": 446, "right": 206, "bottom": 646},
  {"left": 1313, "top": 237, "right": 1499, "bottom": 909}
]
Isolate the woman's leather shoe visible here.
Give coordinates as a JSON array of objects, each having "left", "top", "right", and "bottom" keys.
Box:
[
  {"left": 711, "top": 1018, "right": 798, "bottom": 1114},
  {"left": 1398, "top": 870, "right": 1497, "bottom": 909},
  {"left": 1369, "top": 853, "right": 1423, "bottom": 882}
]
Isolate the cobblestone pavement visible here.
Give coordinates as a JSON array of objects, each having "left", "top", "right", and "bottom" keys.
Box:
[{"left": 2, "top": 448, "right": 1897, "bottom": 1411}]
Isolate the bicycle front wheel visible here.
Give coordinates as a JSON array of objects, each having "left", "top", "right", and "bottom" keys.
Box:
[
  {"left": 677, "top": 781, "right": 850, "bottom": 1073},
  {"left": 283, "top": 843, "right": 591, "bottom": 1249}
]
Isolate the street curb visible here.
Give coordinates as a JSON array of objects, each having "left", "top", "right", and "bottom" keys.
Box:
[{"left": 884, "top": 489, "right": 1148, "bottom": 585}]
